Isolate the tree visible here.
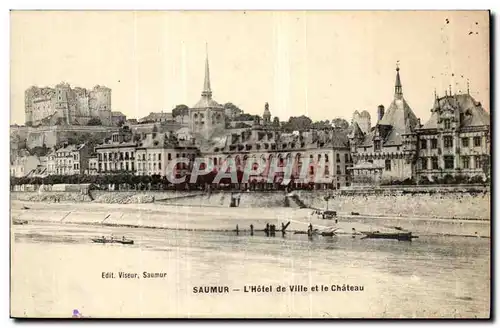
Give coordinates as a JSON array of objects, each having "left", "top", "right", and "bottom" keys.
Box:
[
  {"left": 223, "top": 103, "right": 243, "bottom": 118},
  {"left": 87, "top": 117, "right": 102, "bottom": 126},
  {"left": 273, "top": 117, "right": 280, "bottom": 127},
  {"left": 311, "top": 120, "right": 332, "bottom": 130},
  {"left": 172, "top": 104, "right": 189, "bottom": 118},
  {"left": 233, "top": 113, "right": 255, "bottom": 122},
  {"left": 331, "top": 117, "right": 349, "bottom": 130},
  {"left": 282, "top": 115, "right": 312, "bottom": 132},
  {"left": 28, "top": 145, "right": 50, "bottom": 157}
]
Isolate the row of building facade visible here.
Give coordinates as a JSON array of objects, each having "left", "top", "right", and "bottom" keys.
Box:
[{"left": 11, "top": 55, "right": 491, "bottom": 189}]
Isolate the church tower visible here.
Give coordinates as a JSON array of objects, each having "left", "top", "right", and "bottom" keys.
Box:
[{"left": 189, "top": 44, "right": 226, "bottom": 138}]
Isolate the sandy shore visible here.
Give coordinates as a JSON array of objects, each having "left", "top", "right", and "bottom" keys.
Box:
[{"left": 11, "top": 200, "right": 490, "bottom": 238}]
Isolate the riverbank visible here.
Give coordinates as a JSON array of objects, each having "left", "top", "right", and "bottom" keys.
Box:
[
  {"left": 10, "top": 189, "right": 490, "bottom": 220},
  {"left": 11, "top": 201, "right": 490, "bottom": 238}
]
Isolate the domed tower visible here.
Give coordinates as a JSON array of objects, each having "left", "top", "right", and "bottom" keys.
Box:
[{"left": 263, "top": 102, "right": 271, "bottom": 125}]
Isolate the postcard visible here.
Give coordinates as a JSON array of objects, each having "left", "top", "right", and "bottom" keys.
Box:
[{"left": 10, "top": 10, "right": 490, "bottom": 319}]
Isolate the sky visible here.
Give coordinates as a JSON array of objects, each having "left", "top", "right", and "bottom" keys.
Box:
[{"left": 10, "top": 11, "right": 489, "bottom": 125}]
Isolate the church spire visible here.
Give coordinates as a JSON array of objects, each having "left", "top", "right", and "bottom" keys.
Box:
[
  {"left": 394, "top": 61, "right": 403, "bottom": 99},
  {"left": 201, "top": 43, "right": 212, "bottom": 98}
]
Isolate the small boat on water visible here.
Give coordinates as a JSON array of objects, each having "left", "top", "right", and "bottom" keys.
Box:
[
  {"left": 361, "top": 231, "right": 417, "bottom": 241},
  {"left": 91, "top": 237, "right": 134, "bottom": 245},
  {"left": 13, "top": 219, "right": 28, "bottom": 225}
]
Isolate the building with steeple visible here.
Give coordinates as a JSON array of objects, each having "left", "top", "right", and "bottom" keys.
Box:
[
  {"left": 348, "top": 64, "right": 420, "bottom": 185},
  {"left": 189, "top": 45, "right": 226, "bottom": 138}
]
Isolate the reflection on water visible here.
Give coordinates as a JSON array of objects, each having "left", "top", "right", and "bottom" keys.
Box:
[{"left": 11, "top": 221, "right": 490, "bottom": 318}]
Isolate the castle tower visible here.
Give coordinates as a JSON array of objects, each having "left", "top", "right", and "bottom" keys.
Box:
[
  {"left": 55, "top": 82, "right": 71, "bottom": 125},
  {"left": 352, "top": 110, "right": 371, "bottom": 134}
]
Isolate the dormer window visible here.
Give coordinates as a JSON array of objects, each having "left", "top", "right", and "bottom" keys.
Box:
[
  {"left": 374, "top": 140, "right": 381, "bottom": 151},
  {"left": 444, "top": 119, "right": 451, "bottom": 129}
]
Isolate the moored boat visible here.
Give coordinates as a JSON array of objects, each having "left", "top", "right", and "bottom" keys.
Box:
[
  {"left": 13, "top": 219, "right": 28, "bottom": 225},
  {"left": 361, "top": 231, "right": 416, "bottom": 241},
  {"left": 91, "top": 237, "right": 134, "bottom": 245}
]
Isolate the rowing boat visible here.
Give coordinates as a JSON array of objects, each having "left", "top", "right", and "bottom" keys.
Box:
[{"left": 91, "top": 237, "right": 134, "bottom": 245}]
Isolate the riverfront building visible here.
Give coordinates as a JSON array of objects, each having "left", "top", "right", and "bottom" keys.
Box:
[
  {"left": 349, "top": 65, "right": 419, "bottom": 185},
  {"left": 415, "top": 89, "right": 491, "bottom": 182}
]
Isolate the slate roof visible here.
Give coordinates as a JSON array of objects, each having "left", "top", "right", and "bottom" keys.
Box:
[
  {"left": 193, "top": 97, "right": 223, "bottom": 109},
  {"left": 421, "top": 93, "right": 490, "bottom": 130},
  {"left": 378, "top": 97, "right": 419, "bottom": 134}
]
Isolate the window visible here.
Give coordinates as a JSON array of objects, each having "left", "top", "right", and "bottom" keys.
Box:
[
  {"left": 125, "top": 162, "right": 129, "bottom": 171},
  {"left": 336, "top": 154, "right": 340, "bottom": 162},
  {"left": 336, "top": 165, "right": 341, "bottom": 175},
  {"left": 148, "top": 154, "right": 151, "bottom": 161},
  {"left": 131, "top": 162, "right": 135, "bottom": 171},
  {"left": 98, "top": 163, "right": 102, "bottom": 171},
  {"left": 385, "top": 159, "right": 391, "bottom": 171},
  {"left": 374, "top": 140, "right": 381, "bottom": 151},
  {"left": 168, "top": 153, "right": 172, "bottom": 160},
  {"left": 444, "top": 136, "right": 453, "bottom": 148},
  {"left": 120, "top": 152, "right": 124, "bottom": 160},
  {"left": 473, "top": 136, "right": 481, "bottom": 147},
  {"left": 444, "top": 155, "right": 454, "bottom": 169},
  {"left": 462, "top": 138, "right": 469, "bottom": 147},
  {"left": 325, "top": 155, "right": 329, "bottom": 163},
  {"left": 462, "top": 156, "right": 470, "bottom": 169},
  {"left": 142, "top": 154, "right": 145, "bottom": 161},
  {"left": 431, "top": 157, "right": 439, "bottom": 170},
  {"left": 431, "top": 139, "right": 438, "bottom": 149},
  {"left": 176, "top": 154, "right": 180, "bottom": 158},
  {"left": 475, "top": 156, "right": 481, "bottom": 169},
  {"left": 344, "top": 154, "right": 349, "bottom": 162},
  {"left": 120, "top": 162, "right": 124, "bottom": 170},
  {"left": 444, "top": 119, "right": 451, "bottom": 129},
  {"left": 158, "top": 154, "right": 161, "bottom": 161},
  {"left": 153, "top": 163, "right": 157, "bottom": 170},
  {"left": 153, "top": 154, "right": 156, "bottom": 161},
  {"left": 158, "top": 162, "right": 162, "bottom": 170},
  {"left": 420, "top": 139, "right": 427, "bottom": 149}
]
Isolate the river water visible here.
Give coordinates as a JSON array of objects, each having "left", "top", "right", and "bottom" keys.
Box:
[{"left": 11, "top": 221, "right": 490, "bottom": 318}]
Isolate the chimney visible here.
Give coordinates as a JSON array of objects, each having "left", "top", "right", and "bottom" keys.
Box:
[{"left": 377, "top": 105, "right": 385, "bottom": 121}]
